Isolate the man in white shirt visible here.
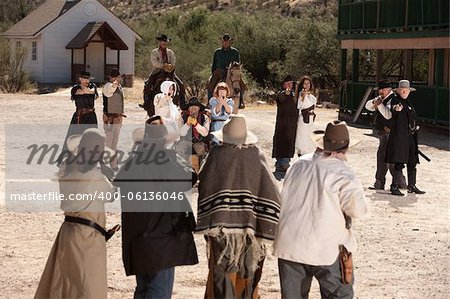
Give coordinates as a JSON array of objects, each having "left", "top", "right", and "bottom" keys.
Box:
[
  {"left": 102, "top": 68, "right": 124, "bottom": 170},
  {"left": 273, "top": 120, "right": 369, "bottom": 299},
  {"left": 146, "top": 33, "right": 176, "bottom": 92}
]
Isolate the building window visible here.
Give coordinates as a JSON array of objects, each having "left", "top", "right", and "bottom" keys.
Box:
[
  {"left": 16, "top": 41, "right": 21, "bottom": 48},
  {"left": 32, "top": 41, "right": 37, "bottom": 61}
]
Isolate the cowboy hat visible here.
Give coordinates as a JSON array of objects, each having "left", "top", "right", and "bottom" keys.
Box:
[
  {"left": 282, "top": 75, "right": 293, "bottom": 84},
  {"left": 79, "top": 70, "right": 91, "bottom": 79},
  {"left": 132, "top": 122, "right": 168, "bottom": 143},
  {"left": 156, "top": 34, "right": 170, "bottom": 42},
  {"left": 373, "top": 80, "right": 391, "bottom": 90},
  {"left": 186, "top": 97, "right": 206, "bottom": 110},
  {"left": 222, "top": 34, "right": 232, "bottom": 41},
  {"left": 66, "top": 128, "right": 114, "bottom": 160},
  {"left": 211, "top": 114, "right": 258, "bottom": 145},
  {"left": 109, "top": 68, "right": 120, "bottom": 77},
  {"left": 311, "top": 120, "right": 360, "bottom": 152},
  {"left": 394, "top": 79, "right": 416, "bottom": 92}
]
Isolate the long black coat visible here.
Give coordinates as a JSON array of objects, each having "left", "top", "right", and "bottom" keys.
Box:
[
  {"left": 386, "top": 94, "right": 419, "bottom": 164},
  {"left": 272, "top": 91, "right": 299, "bottom": 158},
  {"left": 114, "top": 140, "right": 198, "bottom": 276}
]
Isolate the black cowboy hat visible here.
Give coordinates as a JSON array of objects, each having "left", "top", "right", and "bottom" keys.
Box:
[
  {"left": 109, "top": 68, "right": 120, "bottom": 77},
  {"left": 156, "top": 34, "right": 170, "bottom": 42},
  {"left": 374, "top": 80, "right": 391, "bottom": 90},
  {"left": 222, "top": 34, "right": 232, "bottom": 41},
  {"left": 282, "top": 75, "right": 293, "bottom": 84},
  {"left": 186, "top": 97, "right": 206, "bottom": 110},
  {"left": 79, "top": 70, "right": 91, "bottom": 79}
]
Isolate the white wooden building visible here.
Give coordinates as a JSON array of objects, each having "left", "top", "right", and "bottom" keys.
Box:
[{"left": 2, "top": 0, "right": 141, "bottom": 85}]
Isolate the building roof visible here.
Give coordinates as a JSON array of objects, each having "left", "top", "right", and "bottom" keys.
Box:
[
  {"left": 2, "top": 0, "right": 142, "bottom": 40},
  {"left": 3, "top": 0, "right": 81, "bottom": 37},
  {"left": 66, "top": 21, "right": 128, "bottom": 50}
]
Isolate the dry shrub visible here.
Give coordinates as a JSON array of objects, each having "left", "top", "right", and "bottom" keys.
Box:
[{"left": 0, "top": 39, "right": 36, "bottom": 93}]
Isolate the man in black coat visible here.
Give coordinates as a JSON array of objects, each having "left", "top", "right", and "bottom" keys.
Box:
[
  {"left": 272, "top": 75, "right": 299, "bottom": 172},
  {"left": 386, "top": 80, "right": 425, "bottom": 196},
  {"left": 114, "top": 120, "right": 198, "bottom": 298},
  {"left": 365, "top": 80, "right": 406, "bottom": 190}
]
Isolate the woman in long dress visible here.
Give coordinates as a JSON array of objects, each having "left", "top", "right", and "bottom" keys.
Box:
[
  {"left": 294, "top": 76, "right": 317, "bottom": 156},
  {"left": 209, "top": 82, "right": 234, "bottom": 145},
  {"left": 35, "top": 128, "right": 115, "bottom": 299},
  {"left": 153, "top": 80, "right": 181, "bottom": 148}
]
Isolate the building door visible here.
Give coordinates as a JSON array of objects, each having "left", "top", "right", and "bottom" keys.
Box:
[{"left": 86, "top": 42, "right": 104, "bottom": 82}]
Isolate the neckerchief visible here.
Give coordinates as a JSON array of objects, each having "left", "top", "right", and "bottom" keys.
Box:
[{"left": 160, "top": 46, "right": 168, "bottom": 63}]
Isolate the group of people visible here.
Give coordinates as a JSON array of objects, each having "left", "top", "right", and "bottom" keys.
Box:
[
  {"left": 34, "top": 63, "right": 370, "bottom": 299},
  {"left": 365, "top": 79, "right": 425, "bottom": 196},
  {"left": 35, "top": 33, "right": 431, "bottom": 299},
  {"left": 36, "top": 106, "right": 368, "bottom": 299},
  {"left": 272, "top": 75, "right": 318, "bottom": 173}
]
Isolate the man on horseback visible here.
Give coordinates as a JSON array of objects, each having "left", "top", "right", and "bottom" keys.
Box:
[
  {"left": 208, "top": 34, "right": 246, "bottom": 109},
  {"left": 142, "top": 34, "right": 186, "bottom": 116},
  {"left": 150, "top": 33, "right": 176, "bottom": 79}
]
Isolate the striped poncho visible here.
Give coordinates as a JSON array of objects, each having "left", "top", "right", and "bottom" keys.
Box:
[{"left": 197, "top": 144, "right": 281, "bottom": 241}]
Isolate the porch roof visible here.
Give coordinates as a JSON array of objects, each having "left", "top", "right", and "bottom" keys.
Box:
[{"left": 66, "top": 21, "right": 128, "bottom": 50}]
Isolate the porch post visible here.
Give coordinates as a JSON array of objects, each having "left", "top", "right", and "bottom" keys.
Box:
[
  {"left": 340, "top": 49, "right": 347, "bottom": 81},
  {"left": 352, "top": 49, "right": 359, "bottom": 82},
  {"left": 376, "top": 49, "right": 383, "bottom": 82},
  {"left": 71, "top": 49, "right": 74, "bottom": 83},
  {"left": 117, "top": 50, "right": 120, "bottom": 69},
  {"left": 404, "top": 49, "right": 413, "bottom": 81},
  {"left": 434, "top": 49, "right": 444, "bottom": 87}
]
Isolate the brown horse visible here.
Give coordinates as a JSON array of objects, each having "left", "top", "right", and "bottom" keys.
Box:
[
  {"left": 141, "top": 70, "right": 186, "bottom": 117},
  {"left": 207, "top": 61, "right": 246, "bottom": 113},
  {"left": 226, "top": 61, "right": 246, "bottom": 113}
]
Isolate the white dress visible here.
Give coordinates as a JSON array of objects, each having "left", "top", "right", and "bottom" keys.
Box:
[{"left": 295, "top": 93, "right": 317, "bottom": 155}]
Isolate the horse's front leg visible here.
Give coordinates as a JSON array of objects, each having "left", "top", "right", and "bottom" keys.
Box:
[{"left": 232, "top": 94, "right": 239, "bottom": 114}]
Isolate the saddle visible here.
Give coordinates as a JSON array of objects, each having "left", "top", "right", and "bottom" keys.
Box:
[{"left": 207, "top": 69, "right": 226, "bottom": 92}]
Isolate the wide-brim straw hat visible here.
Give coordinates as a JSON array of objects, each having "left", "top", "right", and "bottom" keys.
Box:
[
  {"left": 393, "top": 79, "right": 416, "bottom": 92},
  {"left": 66, "top": 128, "right": 114, "bottom": 159},
  {"left": 311, "top": 120, "right": 360, "bottom": 152},
  {"left": 211, "top": 114, "right": 258, "bottom": 145}
]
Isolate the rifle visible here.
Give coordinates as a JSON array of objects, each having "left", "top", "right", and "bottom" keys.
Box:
[
  {"left": 414, "top": 128, "right": 431, "bottom": 162},
  {"left": 418, "top": 149, "right": 431, "bottom": 162}
]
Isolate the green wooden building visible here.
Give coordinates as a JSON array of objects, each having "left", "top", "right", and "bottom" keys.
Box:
[{"left": 337, "top": 0, "right": 449, "bottom": 126}]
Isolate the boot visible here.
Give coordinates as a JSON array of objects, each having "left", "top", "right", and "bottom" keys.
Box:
[
  {"left": 407, "top": 185, "right": 425, "bottom": 194},
  {"left": 390, "top": 185, "right": 404, "bottom": 196}
]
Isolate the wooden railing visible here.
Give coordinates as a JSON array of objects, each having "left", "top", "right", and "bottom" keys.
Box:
[{"left": 338, "top": 0, "right": 449, "bottom": 35}]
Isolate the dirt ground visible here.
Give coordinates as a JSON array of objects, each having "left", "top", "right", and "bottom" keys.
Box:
[{"left": 0, "top": 90, "right": 449, "bottom": 298}]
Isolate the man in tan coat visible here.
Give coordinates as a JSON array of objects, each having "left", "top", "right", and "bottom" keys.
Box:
[{"left": 35, "top": 128, "right": 116, "bottom": 299}]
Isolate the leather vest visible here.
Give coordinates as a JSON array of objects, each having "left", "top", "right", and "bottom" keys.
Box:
[{"left": 103, "top": 86, "right": 124, "bottom": 114}]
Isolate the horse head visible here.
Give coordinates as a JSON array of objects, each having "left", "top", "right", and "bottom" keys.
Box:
[{"left": 227, "top": 61, "right": 242, "bottom": 96}]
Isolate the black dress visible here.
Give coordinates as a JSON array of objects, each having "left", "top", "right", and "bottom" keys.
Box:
[
  {"left": 58, "top": 84, "right": 98, "bottom": 163},
  {"left": 272, "top": 90, "right": 299, "bottom": 158}
]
